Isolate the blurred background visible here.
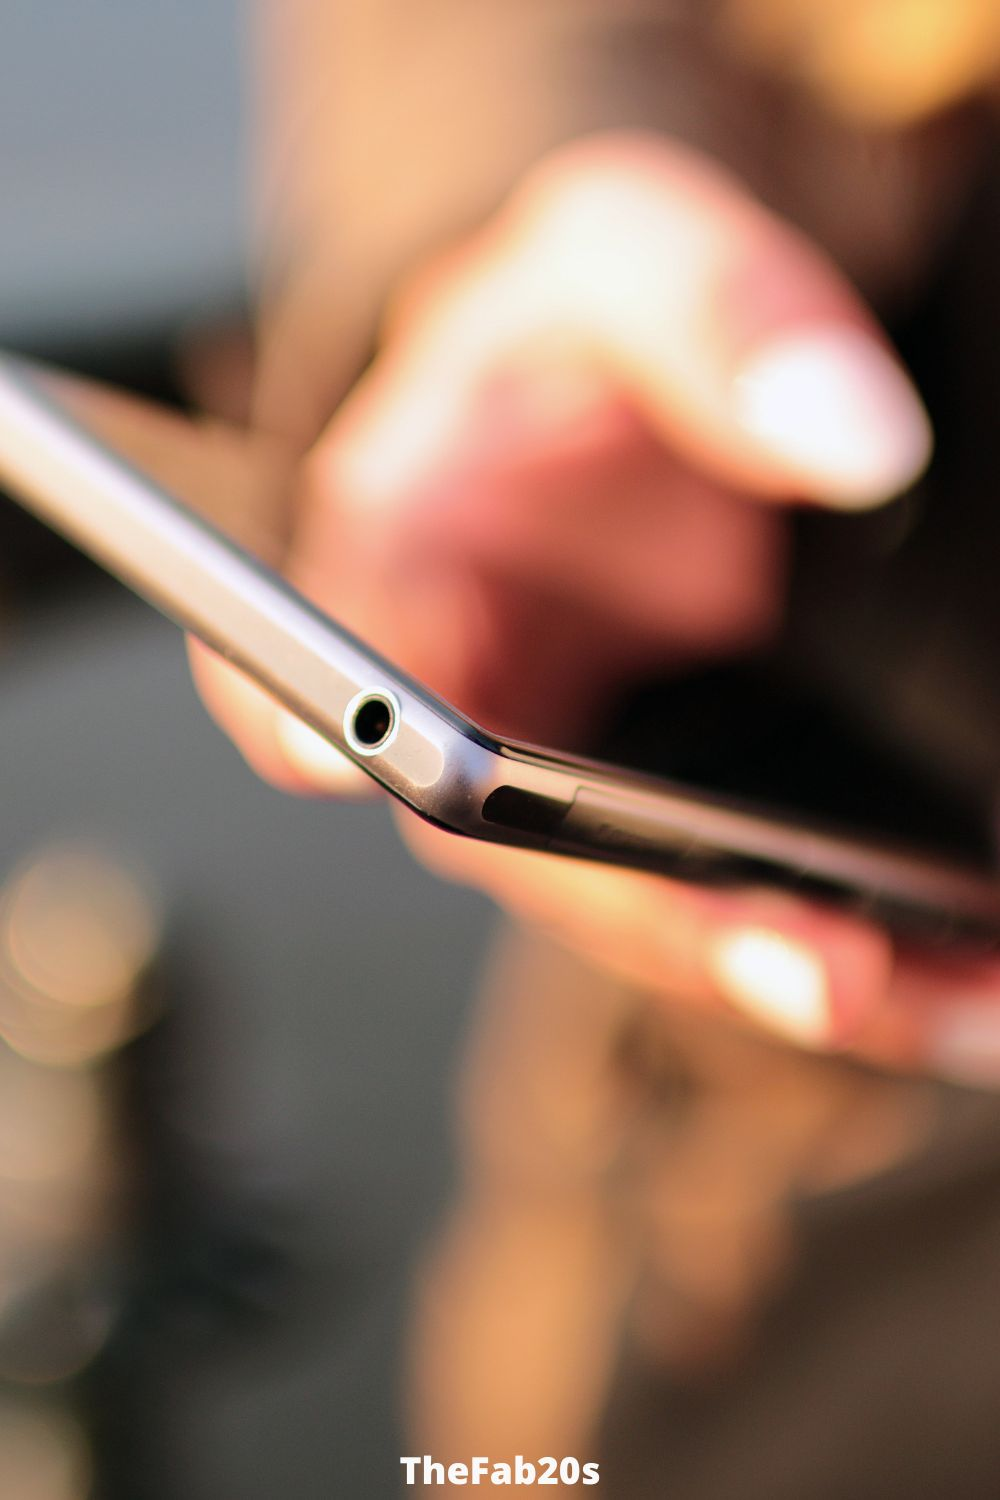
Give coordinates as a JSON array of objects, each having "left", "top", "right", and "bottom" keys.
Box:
[{"left": 0, "top": 6, "right": 493, "bottom": 1496}]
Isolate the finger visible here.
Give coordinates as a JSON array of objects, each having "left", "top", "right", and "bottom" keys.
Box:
[
  {"left": 352, "top": 393, "right": 786, "bottom": 644},
  {"left": 330, "top": 133, "right": 931, "bottom": 516},
  {"left": 401, "top": 814, "right": 893, "bottom": 1048},
  {"left": 864, "top": 951, "right": 1000, "bottom": 1087},
  {"left": 288, "top": 405, "right": 786, "bottom": 735},
  {"left": 422, "top": 815, "right": 1000, "bottom": 1088},
  {"left": 187, "top": 639, "right": 374, "bottom": 797}
]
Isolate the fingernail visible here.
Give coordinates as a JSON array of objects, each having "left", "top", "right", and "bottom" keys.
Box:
[
  {"left": 708, "top": 925, "right": 830, "bottom": 1045},
  {"left": 275, "top": 712, "right": 371, "bottom": 794},
  {"left": 734, "top": 326, "right": 932, "bottom": 509},
  {"left": 925, "top": 1005, "right": 1000, "bottom": 1088}
]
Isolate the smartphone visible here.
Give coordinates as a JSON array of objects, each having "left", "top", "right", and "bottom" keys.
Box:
[{"left": 0, "top": 352, "right": 996, "bottom": 945}]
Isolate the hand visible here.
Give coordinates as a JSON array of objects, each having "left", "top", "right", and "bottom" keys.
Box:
[{"left": 192, "top": 134, "right": 1000, "bottom": 1084}]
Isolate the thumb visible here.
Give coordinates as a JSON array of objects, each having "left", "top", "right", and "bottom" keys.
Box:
[{"left": 333, "top": 133, "right": 931, "bottom": 513}]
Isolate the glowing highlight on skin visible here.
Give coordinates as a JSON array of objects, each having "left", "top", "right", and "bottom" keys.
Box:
[
  {"left": 276, "top": 712, "right": 370, "bottom": 794},
  {"left": 709, "top": 926, "right": 830, "bottom": 1044},
  {"left": 734, "top": 326, "right": 931, "bottom": 507}
]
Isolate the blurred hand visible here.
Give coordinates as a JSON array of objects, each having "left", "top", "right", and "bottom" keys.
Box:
[{"left": 190, "top": 134, "right": 1000, "bottom": 1084}]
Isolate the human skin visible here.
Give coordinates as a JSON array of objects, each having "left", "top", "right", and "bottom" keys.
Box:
[{"left": 191, "top": 133, "right": 1000, "bottom": 1084}]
